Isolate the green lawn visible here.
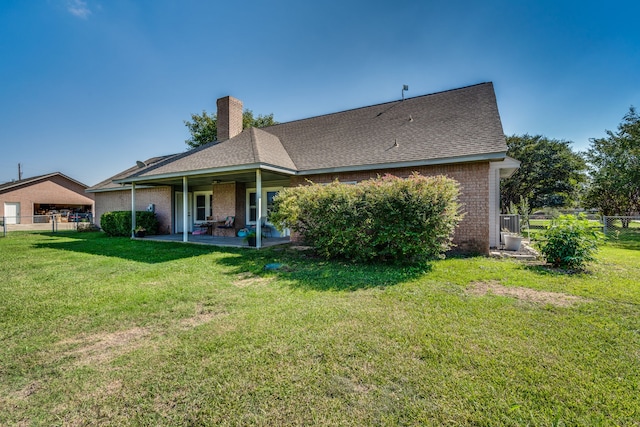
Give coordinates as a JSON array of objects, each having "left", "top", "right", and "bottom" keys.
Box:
[{"left": 1, "top": 232, "right": 639, "bottom": 425}]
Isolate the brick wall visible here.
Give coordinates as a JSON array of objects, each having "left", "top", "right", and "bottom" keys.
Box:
[
  {"left": 94, "top": 186, "right": 172, "bottom": 234},
  {"left": 290, "top": 162, "right": 491, "bottom": 254},
  {"left": 216, "top": 96, "right": 243, "bottom": 141},
  {"left": 212, "top": 182, "right": 236, "bottom": 222}
]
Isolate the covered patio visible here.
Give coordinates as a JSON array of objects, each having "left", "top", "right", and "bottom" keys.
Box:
[{"left": 122, "top": 164, "right": 295, "bottom": 249}]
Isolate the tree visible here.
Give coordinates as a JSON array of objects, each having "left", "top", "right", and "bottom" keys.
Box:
[
  {"left": 184, "top": 109, "right": 277, "bottom": 149},
  {"left": 583, "top": 106, "right": 640, "bottom": 218},
  {"left": 184, "top": 110, "right": 217, "bottom": 149},
  {"left": 500, "top": 134, "right": 587, "bottom": 213}
]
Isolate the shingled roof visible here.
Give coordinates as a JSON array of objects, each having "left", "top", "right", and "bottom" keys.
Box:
[
  {"left": 0, "top": 172, "right": 89, "bottom": 193},
  {"left": 268, "top": 81, "right": 506, "bottom": 172},
  {"left": 105, "top": 82, "right": 506, "bottom": 185},
  {"left": 87, "top": 155, "right": 178, "bottom": 192}
]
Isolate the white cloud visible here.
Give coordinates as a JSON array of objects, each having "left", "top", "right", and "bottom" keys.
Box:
[{"left": 66, "top": 0, "right": 92, "bottom": 19}]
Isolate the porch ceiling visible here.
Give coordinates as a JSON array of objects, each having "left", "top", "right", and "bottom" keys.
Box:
[{"left": 131, "top": 169, "right": 291, "bottom": 187}]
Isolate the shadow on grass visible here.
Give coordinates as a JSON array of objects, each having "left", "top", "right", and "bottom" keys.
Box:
[
  {"left": 33, "top": 231, "right": 227, "bottom": 264},
  {"left": 605, "top": 231, "right": 640, "bottom": 251},
  {"left": 32, "top": 231, "right": 430, "bottom": 290},
  {"left": 522, "top": 263, "right": 592, "bottom": 277},
  {"left": 216, "top": 246, "right": 433, "bottom": 291}
]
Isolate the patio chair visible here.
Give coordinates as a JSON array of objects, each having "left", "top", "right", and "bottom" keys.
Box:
[
  {"left": 217, "top": 216, "right": 235, "bottom": 230},
  {"left": 261, "top": 218, "right": 273, "bottom": 238}
]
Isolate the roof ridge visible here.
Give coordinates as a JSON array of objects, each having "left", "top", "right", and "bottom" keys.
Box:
[
  {"left": 248, "top": 127, "right": 259, "bottom": 163},
  {"left": 250, "top": 127, "right": 298, "bottom": 170},
  {"left": 1, "top": 172, "right": 89, "bottom": 192},
  {"left": 263, "top": 82, "right": 493, "bottom": 129}
]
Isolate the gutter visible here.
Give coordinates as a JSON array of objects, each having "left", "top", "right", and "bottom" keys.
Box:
[
  {"left": 113, "top": 163, "right": 298, "bottom": 185},
  {"left": 296, "top": 152, "right": 508, "bottom": 176},
  {"left": 111, "top": 152, "right": 507, "bottom": 185}
]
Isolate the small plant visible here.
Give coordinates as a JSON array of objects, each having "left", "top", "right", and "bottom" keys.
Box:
[
  {"left": 539, "top": 214, "right": 604, "bottom": 269},
  {"left": 243, "top": 229, "right": 266, "bottom": 246},
  {"left": 133, "top": 225, "right": 147, "bottom": 237}
]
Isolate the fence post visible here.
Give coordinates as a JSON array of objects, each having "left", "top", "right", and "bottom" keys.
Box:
[
  {"left": 603, "top": 216, "right": 608, "bottom": 235},
  {"left": 2, "top": 216, "right": 5, "bottom": 237}
]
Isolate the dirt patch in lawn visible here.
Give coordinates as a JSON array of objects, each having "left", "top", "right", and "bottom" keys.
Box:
[
  {"left": 58, "top": 326, "right": 152, "bottom": 366},
  {"left": 178, "top": 304, "right": 228, "bottom": 329},
  {"left": 467, "top": 281, "right": 589, "bottom": 307},
  {"left": 55, "top": 308, "right": 228, "bottom": 367}
]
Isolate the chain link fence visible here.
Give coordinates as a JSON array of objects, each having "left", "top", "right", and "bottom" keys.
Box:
[
  {"left": 1, "top": 214, "right": 94, "bottom": 237},
  {"left": 602, "top": 216, "right": 640, "bottom": 237},
  {"left": 501, "top": 213, "right": 606, "bottom": 240}
]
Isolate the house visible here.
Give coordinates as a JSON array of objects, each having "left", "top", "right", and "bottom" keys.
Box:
[
  {"left": 86, "top": 155, "right": 176, "bottom": 234},
  {"left": 0, "top": 172, "right": 95, "bottom": 225},
  {"left": 88, "top": 82, "right": 519, "bottom": 253}
]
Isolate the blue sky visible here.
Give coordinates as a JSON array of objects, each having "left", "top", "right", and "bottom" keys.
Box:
[{"left": 1, "top": 0, "right": 638, "bottom": 186}]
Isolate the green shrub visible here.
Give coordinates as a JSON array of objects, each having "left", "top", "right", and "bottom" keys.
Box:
[
  {"left": 539, "top": 214, "right": 604, "bottom": 269},
  {"left": 101, "top": 211, "right": 158, "bottom": 237},
  {"left": 270, "top": 173, "right": 463, "bottom": 263}
]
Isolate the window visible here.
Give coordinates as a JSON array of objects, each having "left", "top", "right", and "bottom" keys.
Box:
[
  {"left": 266, "top": 191, "right": 277, "bottom": 218},
  {"left": 196, "top": 195, "right": 206, "bottom": 221},
  {"left": 193, "top": 191, "right": 213, "bottom": 222},
  {"left": 247, "top": 188, "right": 282, "bottom": 224},
  {"left": 249, "top": 192, "right": 257, "bottom": 222}
]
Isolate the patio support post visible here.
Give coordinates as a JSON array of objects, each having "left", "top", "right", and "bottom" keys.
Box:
[
  {"left": 131, "top": 182, "right": 136, "bottom": 238},
  {"left": 256, "top": 168, "right": 262, "bottom": 249},
  {"left": 182, "top": 176, "right": 189, "bottom": 242}
]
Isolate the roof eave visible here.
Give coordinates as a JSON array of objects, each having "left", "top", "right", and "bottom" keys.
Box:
[
  {"left": 112, "top": 153, "right": 507, "bottom": 184},
  {"left": 296, "top": 152, "right": 508, "bottom": 176},
  {"left": 114, "top": 163, "right": 298, "bottom": 184},
  {"left": 1, "top": 172, "right": 89, "bottom": 192},
  {"left": 85, "top": 184, "right": 158, "bottom": 193}
]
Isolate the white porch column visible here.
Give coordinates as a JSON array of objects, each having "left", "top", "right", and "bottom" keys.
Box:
[
  {"left": 131, "top": 182, "right": 136, "bottom": 238},
  {"left": 256, "top": 168, "right": 262, "bottom": 249},
  {"left": 183, "top": 176, "right": 189, "bottom": 242}
]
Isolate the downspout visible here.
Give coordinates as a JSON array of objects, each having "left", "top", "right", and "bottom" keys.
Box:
[
  {"left": 131, "top": 182, "right": 136, "bottom": 238},
  {"left": 183, "top": 176, "right": 189, "bottom": 242},
  {"left": 256, "top": 168, "right": 262, "bottom": 249}
]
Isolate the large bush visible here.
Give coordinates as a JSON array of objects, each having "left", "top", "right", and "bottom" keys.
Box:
[
  {"left": 270, "top": 174, "right": 463, "bottom": 263},
  {"left": 539, "top": 214, "right": 604, "bottom": 269},
  {"left": 101, "top": 211, "right": 159, "bottom": 237}
]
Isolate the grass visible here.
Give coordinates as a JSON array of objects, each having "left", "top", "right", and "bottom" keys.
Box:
[{"left": 1, "top": 231, "right": 639, "bottom": 425}]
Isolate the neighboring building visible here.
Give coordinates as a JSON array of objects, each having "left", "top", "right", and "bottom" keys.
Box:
[
  {"left": 88, "top": 82, "right": 519, "bottom": 252},
  {"left": 0, "top": 172, "right": 95, "bottom": 224}
]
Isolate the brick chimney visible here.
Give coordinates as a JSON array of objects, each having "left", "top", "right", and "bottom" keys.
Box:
[{"left": 216, "top": 96, "right": 243, "bottom": 141}]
